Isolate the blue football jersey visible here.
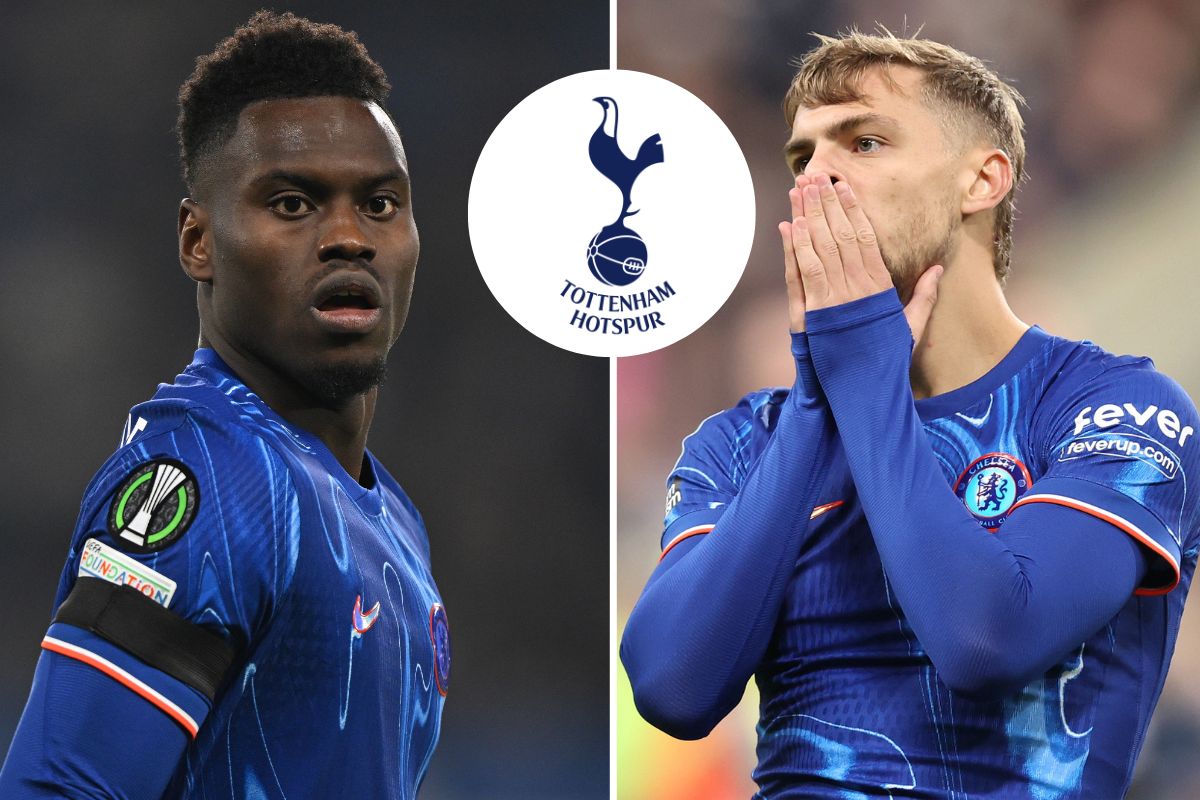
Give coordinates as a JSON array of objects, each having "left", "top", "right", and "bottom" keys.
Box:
[
  {"left": 664, "top": 326, "right": 1199, "bottom": 797},
  {"left": 44, "top": 349, "right": 448, "bottom": 798}
]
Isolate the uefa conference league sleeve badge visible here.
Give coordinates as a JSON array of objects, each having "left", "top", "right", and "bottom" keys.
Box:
[
  {"left": 469, "top": 69, "right": 754, "bottom": 357},
  {"left": 107, "top": 459, "right": 200, "bottom": 554}
]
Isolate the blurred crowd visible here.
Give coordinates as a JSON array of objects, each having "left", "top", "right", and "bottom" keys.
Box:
[{"left": 618, "top": 1, "right": 1200, "bottom": 797}]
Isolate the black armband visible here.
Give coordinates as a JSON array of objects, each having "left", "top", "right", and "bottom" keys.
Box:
[{"left": 54, "top": 577, "right": 236, "bottom": 701}]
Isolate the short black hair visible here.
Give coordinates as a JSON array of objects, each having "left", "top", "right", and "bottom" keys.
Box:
[{"left": 177, "top": 10, "right": 391, "bottom": 194}]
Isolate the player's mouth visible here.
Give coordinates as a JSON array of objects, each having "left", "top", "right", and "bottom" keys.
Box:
[{"left": 310, "top": 274, "right": 384, "bottom": 335}]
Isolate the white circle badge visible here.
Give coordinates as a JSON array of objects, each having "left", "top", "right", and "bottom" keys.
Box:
[{"left": 468, "top": 69, "right": 755, "bottom": 357}]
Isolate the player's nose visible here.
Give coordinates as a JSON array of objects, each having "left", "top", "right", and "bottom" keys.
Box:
[
  {"left": 802, "top": 146, "right": 845, "bottom": 185},
  {"left": 317, "top": 200, "right": 376, "bottom": 263}
]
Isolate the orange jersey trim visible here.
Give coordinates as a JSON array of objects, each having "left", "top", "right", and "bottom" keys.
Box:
[
  {"left": 810, "top": 500, "right": 844, "bottom": 519},
  {"left": 41, "top": 635, "right": 200, "bottom": 738},
  {"left": 1011, "top": 493, "right": 1180, "bottom": 596},
  {"left": 659, "top": 524, "right": 716, "bottom": 561}
]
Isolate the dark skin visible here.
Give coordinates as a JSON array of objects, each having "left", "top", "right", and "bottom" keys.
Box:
[{"left": 178, "top": 96, "right": 418, "bottom": 482}]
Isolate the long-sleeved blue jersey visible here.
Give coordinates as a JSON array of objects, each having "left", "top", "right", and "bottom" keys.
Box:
[
  {"left": 0, "top": 349, "right": 447, "bottom": 798},
  {"left": 623, "top": 291, "right": 1198, "bottom": 798}
]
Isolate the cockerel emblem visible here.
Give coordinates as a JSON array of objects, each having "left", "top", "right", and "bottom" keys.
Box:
[{"left": 586, "top": 97, "right": 664, "bottom": 287}]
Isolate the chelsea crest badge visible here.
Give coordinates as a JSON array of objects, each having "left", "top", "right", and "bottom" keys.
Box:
[{"left": 953, "top": 452, "right": 1031, "bottom": 530}]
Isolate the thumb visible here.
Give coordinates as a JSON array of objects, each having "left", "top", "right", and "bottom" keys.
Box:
[{"left": 903, "top": 265, "right": 943, "bottom": 347}]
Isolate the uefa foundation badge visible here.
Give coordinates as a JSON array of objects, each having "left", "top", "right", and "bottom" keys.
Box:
[{"left": 468, "top": 70, "right": 754, "bottom": 357}]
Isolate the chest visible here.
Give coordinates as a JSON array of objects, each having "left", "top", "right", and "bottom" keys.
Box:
[
  {"left": 776, "top": 390, "right": 1045, "bottom": 654},
  {"left": 238, "top": 458, "right": 448, "bottom": 759},
  {"left": 285, "top": 469, "right": 444, "bottom": 683}
]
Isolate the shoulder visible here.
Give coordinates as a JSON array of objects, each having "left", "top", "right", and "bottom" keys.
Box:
[
  {"left": 71, "top": 392, "right": 298, "bottom": 578},
  {"left": 1032, "top": 335, "right": 1197, "bottom": 443},
  {"left": 1037, "top": 334, "right": 1154, "bottom": 395},
  {"left": 111, "top": 389, "right": 296, "bottom": 495},
  {"left": 675, "top": 387, "right": 790, "bottom": 460},
  {"left": 665, "top": 388, "right": 788, "bottom": 504}
]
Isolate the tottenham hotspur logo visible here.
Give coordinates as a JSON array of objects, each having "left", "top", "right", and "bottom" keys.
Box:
[
  {"left": 468, "top": 69, "right": 755, "bottom": 356},
  {"left": 586, "top": 97, "right": 663, "bottom": 287},
  {"left": 107, "top": 459, "right": 200, "bottom": 553}
]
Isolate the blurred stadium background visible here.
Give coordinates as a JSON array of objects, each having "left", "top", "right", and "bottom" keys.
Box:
[
  {"left": 617, "top": 1, "right": 1200, "bottom": 798},
  {"left": 0, "top": 4, "right": 608, "bottom": 798}
]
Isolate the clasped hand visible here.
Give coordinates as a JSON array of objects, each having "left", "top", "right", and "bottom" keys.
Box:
[{"left": 777, "top": 172, "right": 942, "bottom": 343}]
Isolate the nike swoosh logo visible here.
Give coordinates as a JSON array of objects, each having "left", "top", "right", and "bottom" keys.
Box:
[
  {"left": 810, "top": 500, "right": 844, "bottom": 519},
  {"left": 353, "top": 594, "right": 381, "bottom": 634}
]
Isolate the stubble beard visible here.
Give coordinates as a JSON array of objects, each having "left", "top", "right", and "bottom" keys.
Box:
[
  {"left": 879, "top": 196, "right": 960, "bottom": 304},
  {"left": 299, "top": 354, "right": 389, "bottom": 409}
]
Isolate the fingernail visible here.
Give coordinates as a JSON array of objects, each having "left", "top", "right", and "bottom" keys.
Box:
[{"left": 804, "top": 185, "right": 820, "bottom": 201}]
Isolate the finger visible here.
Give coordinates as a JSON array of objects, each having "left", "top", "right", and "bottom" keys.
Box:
[
  {"left": 801, "top": 179, "right": 847, "bottom": 296},
  {"left": 788, "top": 186, "right": 804, "bottom": 232},
  {"left": 789, "top": 214, "right": 831, "bottom": 307},
  {"left": 778, "top": 221, "right": 806, "bottom": 332},
  {"left": 789, "top": 179, "right": 806, "bottom": 222},
  {"left": 779, "top": 217, "right": 803, "bottom": 296},
  {"left": 835, "top": 181, "right": 890, "bottom": 289},
  {"left": 814, "top": 175, "right": 867, "bottom": 291},
  {"left": 903, "top": 264, "right": 944, "bottom": 347},
  {"left": 789, "top": 174, "right": 815, "bottom": 227}
]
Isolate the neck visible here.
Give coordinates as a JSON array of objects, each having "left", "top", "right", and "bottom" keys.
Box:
[
  {"left": 275, "top": 394, "right": 377, "bottom": 483},
  {"left": 198, "top": 333, "right": 376, "bottom": 483},
  {"left": 908, "top": 247, "right": 1028, "bottom": 401}
]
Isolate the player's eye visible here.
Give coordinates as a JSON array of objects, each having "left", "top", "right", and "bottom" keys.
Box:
[
  {"left": 269, "top": 195, "right": 314, "bottom": 217},
  {"left": 792, "top": 156, "right": 811, "bottom": 175},
  {"left": 364, "top": 196, "right": 399, "bottom": 217},
  {"left": 854, "top": 137, "right": 883, "bottom": 154}
]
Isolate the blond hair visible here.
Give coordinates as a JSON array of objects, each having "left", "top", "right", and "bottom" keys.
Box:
[{"left": 784, "top": 30, "right": 1027, "bottom": 280}]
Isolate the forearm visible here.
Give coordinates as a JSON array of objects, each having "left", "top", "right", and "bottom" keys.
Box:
[
  {"left": 621, "top": 335, "right": 834, "bottom": 737},
  {"left": 0, "top": 650, "right": 188, "bottom": 799},
  {"left": 806, "top": 291, "right": 1142, "bottom": 696}
]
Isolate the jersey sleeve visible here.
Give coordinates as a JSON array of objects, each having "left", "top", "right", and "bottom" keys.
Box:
[
  {"left": 660, "top": 393, "right": 773, "bottom": 557},
  {"left": 1024, "top": 360, "right": 1200, "bottom": 594},
  {"left": 44, "top": 402, "right": 299, "bottom": 738}
]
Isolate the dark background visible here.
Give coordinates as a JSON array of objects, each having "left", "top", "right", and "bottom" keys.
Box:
[{"left": 0, "top": 3, "right": 608, "bottom": 798}]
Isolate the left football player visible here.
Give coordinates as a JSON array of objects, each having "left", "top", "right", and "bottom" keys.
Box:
[{"left": 0, "top": 12, "right": 448, "bottom": 798}]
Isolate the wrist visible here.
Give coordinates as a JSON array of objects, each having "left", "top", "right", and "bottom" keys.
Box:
[
  {"left": 807, "top": 289, "right": 913, "bottom": 388},
  {"left": 805, "top": 288, "right": 903, "bottom": 335},
  {"left": 789, "top": 332, "right": 821, "bottom": 405}
]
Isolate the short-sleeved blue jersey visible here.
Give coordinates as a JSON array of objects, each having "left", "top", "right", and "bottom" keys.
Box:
[
  {"left": 44, "top": 349, "right": 447, "bottom": 798},
  {"left": 664, "top": 326, "right": 1199, "bottom": 797}
]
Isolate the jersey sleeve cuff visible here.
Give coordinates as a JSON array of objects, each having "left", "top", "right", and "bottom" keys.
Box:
[
  {"left": 660, "top": 508, "right": 726, "bottom": 559},
  {"left": 1011, "top": 476, "right": 1182, "bottom": 595},
  {"left": 804, "top": 288, "right": 904, "bottom": 335},
  {"left": 42, "top": 622, "right": 211, "bottom": 738},
  {"left": 789, "top": 332, "right": 821, "bottom": 403}
]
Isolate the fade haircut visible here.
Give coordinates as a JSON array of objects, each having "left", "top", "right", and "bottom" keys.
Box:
[
  {"left": 784, "top": 30, "right": 1027, "bottom": 281},
  {"left": 177, "top": 11, "right": 391, "bottom": 195}
]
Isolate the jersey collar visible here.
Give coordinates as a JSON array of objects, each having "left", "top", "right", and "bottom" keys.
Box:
[
  {"left": 185, "top": 348, "right": 384, "bottom": 513},
  {"left": 914, "top": 325, "right": 1053, "bottom": 422}
]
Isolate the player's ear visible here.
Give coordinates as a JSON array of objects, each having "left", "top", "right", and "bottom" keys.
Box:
[
  {"left": 179, "top": 198, "right": 213, "bottom": 283},
  {"left": 961, "top": 149, "right": 1013, "bottom": 216}
]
